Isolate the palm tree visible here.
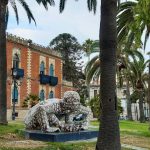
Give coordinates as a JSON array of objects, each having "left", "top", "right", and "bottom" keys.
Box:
[
  {"left": 0, "top": 0, "right": 55, "bottom": 124},
  {"left": 82, "top": 39, "right": 99, "bottom": 100},
  {"left": 85, "top": 45, "right": 144, "bottom": 121},
  {"left": 59, "top": 0, "right": 121, "bottom": 149},
  {"left": 128, "top": 55, "right": 149, "bottom": 123},
  {"left": 117, "top": 47, "right": 144, "bottom": 121},
  {"left": 117, "top": 0, "right": 150, "bottom": 49}
]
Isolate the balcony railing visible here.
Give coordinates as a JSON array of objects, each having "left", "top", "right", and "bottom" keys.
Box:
[{"left": 39, "top": 74, "right": 58, "bottom": 86}]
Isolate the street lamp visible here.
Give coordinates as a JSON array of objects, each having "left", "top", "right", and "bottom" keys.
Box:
[{"left": 11, "top": 67, "right": 24, "bottom": 120}]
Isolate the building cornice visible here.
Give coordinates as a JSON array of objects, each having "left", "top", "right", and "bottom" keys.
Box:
[{"left": 6, "top": 33, "right": 62, "bottom": 59}]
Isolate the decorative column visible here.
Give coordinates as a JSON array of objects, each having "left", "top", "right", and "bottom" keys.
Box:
[{"left": 27, "top": 48, "right": 32, "bottom": 95}]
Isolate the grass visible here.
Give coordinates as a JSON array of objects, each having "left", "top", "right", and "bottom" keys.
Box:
[
  {"left": 90, "top": 120, "right": 150, "bottom": 137},
  {"left": 0, "top": 121, "right": 24, "bottom": 135},
  {"left": 0, "top": 120, "right": 148, "bottom": 150},
  {"left": 120, "top": 120, "right": 150, "bottom": 137}
]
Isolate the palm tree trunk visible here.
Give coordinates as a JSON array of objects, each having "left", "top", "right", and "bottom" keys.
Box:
[
  {"left": 148, "top": 61, "right": 150, "bottom": 130},
  {"left": 96, "top": 0, "right": 121, "bottom": 149},
  {"left": 87, "top": 53, "right": 90, "bottom": 100},
  {"left": 139, "top": 90, "right": 145, "bottom": 123},
  {"left": 0, "top": 1, "right": 8, "bottom": 124},
  {"left": 126, "top": 79, "right": 132, "bottom": 120}
]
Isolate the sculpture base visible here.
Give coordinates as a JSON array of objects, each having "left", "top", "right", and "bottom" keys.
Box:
[{"left": 22, "top": 130, "right": 98, "bottom": 142}]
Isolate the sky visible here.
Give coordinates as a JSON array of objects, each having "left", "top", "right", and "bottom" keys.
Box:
[
  {"left": 7, "top": 0, "right": 100, "bottom": 46},
  {"left": 6, "top": 0, "right": 150, "bottom": 61}
]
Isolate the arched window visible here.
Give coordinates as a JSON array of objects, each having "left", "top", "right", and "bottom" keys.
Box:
[
  {"left": 49, "top": 91, "right": 54, "bottom": 98},
  {"left": 49, "top": 64, "right": 54, "bottom": 76},
  {"left": 40, "top": 89, "right": 45, "bottom": 101},
  {"left": 13, "top": 53, "right": 20, "bottom": 68},
  {"left": 40, "top": 61, "right": 45, "bottom": 74},
  {"left": 12, "top": 86, "right": 18, "bottom": 103}
]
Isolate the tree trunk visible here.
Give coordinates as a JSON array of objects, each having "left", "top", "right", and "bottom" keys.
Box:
[
  {"left": 0, "top": 1, "right": 7, "bottom": 125},
  {"left": 126, "top": 79, "right": 132, "bottom": 120},
  {"left": 96, "top": 0, "right": 121, "bottom": 150},
  {"left": 139, "top": 90, "right": 145, "bottom": 123}
]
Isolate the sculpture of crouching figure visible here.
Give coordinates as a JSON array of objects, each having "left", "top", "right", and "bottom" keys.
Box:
[{"left": 24, "top": 91, "right": 92, "bottom": 132}]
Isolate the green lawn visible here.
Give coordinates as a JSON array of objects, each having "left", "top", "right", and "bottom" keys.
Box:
[
  {"left": 0, "top": 121, "right": 24, "bottom": 135},
  {"left": 90, "top": 120, "right": 150, "bottom": 137},
  {"left": 120, "top": 120, "right": 150, "bottom": 137}
]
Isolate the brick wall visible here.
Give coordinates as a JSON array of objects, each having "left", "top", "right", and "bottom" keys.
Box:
[
  {"left": 6, "top": 34, "right": 75, "bottom": 114},
  {"left": 6, "top": 38, "right": 64, "bottom": 109}
]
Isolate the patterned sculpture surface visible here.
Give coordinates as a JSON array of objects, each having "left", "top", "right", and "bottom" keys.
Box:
[{"left": 24, "top": 91, "right": 92, "bottom": 132}]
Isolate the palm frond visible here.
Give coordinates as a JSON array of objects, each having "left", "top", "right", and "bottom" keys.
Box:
[
  {"left": 10, "top": 0, "right": 19, "bottom": 24},
  {"left": 86, "top": 59, "right": 100, "bottom": 84},
  {"left": 87, "top": 0, "right": 97, "bottom": 14},
  {"left": 144, "top": 29, "right": 150, "bottom": 50},
  {"left": 85, "top": 55, "right": 99, "bottom": 74},
  {"left": 36, "top": 0, "right": 55, "bottom": 9},
  {"left": 5, "top": 6, "right": 9, "bottom": 29},
  {"left": 17, "top": 0, "right": 36, "bottom": 24},
  {"left": 118, "top": 1, "right": 137, "bottom": 12},
  {"left": 59, "top": 0, "right": 67, "bottom": 13}
]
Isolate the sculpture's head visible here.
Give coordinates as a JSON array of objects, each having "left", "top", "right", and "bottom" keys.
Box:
[{"left": 62, "top": 91, "right": 80, "bottom": 112}]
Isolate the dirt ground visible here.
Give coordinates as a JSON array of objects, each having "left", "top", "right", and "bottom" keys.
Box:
[
  {"left": 121, "top": 135, "right": 150, "bottom": 149},
  {"left": 0, "top": 133, "right": 46, "bottom": 148}
]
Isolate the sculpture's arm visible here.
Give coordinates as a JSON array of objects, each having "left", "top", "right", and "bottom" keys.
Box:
[
  {"left": 36, "top": 105, "right": 60, "bottom": 132},
  {"left": 65, "top": 113, "right": 77, "bottom": 124}
]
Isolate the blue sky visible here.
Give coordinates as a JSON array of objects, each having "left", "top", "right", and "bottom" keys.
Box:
[{"left": 7, "top": 0, "right": 100, "bottom": 46}]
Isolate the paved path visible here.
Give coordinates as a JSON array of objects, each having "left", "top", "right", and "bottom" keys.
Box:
[{"left": 122, "top": 144, "right": 148, "bottom": 150}]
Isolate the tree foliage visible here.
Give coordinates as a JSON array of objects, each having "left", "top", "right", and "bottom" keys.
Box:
[
  {"left": 76, "top": 80, "right": 88, "bottom": 106},
  {"left": 23, "top": 94, "right": 40, "bottom": 108},
  {"left": 117, "top": 0, "right": 150, "bottom": 49},
  {"left": 49, "top": 33, "right": 84, "bottom": 86}
]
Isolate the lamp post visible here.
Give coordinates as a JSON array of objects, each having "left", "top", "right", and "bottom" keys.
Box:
[
  {"left": 12, "top": 68, "right": 17, "bottom": 120},
  {"left": 11, "top": 67, "right": 24, "bottom": 120}
]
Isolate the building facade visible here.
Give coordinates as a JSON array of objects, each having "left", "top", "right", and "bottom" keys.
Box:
[
  {"left": 89, "top": 78, "right": 150, "bottom": 120},
  {"left": 6, "top": 33, "right": 74, "bottom": 120}
]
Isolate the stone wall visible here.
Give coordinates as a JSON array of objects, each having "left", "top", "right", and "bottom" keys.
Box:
[{"left": 7, "top": 108, "right": 29, "bottom": 121}]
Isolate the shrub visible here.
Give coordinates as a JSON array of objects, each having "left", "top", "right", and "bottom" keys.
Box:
[{"left": 22, "top": 94, "right": 40, "bottom": 108}]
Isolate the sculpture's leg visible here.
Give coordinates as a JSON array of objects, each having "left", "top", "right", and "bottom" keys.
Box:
[
  {"left": 24, "top": 108, "right": 38, "bottom": 130},
  {"left": 36, "top": 106, "right": 59, "bottom": 132}
]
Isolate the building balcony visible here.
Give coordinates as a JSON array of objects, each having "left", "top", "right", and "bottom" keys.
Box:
[
  {"left": 39, "top": 74, "right": 58, "bottom": 86},
  {"left": 49, "top": 76, "right": 58, "bottom": 86},
  {"left": 40, "top": 74, "right": 50, "bottom": 85}
]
